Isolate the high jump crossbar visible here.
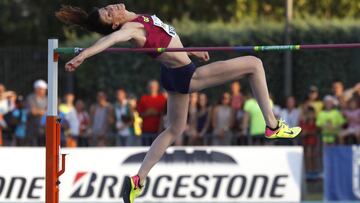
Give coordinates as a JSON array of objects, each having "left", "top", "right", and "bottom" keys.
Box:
[
  {"left": 46, "top": 39, "right": 360, "bottom": 203},
  {"left": 55, "top": 43, "right": 360, "bottom": 54}
]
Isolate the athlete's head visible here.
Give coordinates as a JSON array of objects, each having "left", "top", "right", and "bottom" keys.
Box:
[{"left": 56, "top": 3, "right": 129, "bottom": 35}]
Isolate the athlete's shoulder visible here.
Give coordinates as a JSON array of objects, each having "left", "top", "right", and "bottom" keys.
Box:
[
  {"left": 129, "top": 14, "right": 152, "bottom": 23},
  {"left": 121, "top": 19, "right": 149, "bottom": 33}
]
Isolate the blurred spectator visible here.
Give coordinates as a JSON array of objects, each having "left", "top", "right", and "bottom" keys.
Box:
[
  {"left": 338, "top": 95, "right": 348, "bottom": 110},
  {"left": 26, "top": 80, "right": 47, "bottom": 146},
  {"left": 2, "top": 77, "right": 357, "bottom": 150},
  {"left": 0, "top": 114, "right": 5, "bottom": 146},
  {"left": 59, "top": 93, "right": 79, "bottom": 148},
  {"left": 90, "top": 91, "right": 114, "bottom": 146},
  {"left": 316, "top": 95, "right": 345, "bottom": 145},
  {"left": 304, "top": 86, "right": 323, "bottom": 115},
  {"left": 0, "top": 116, "right": 3, "bottom": 146},
  {"left": 353, "top": 84, "right": 360, "bottom": 105},
  {"left": 281, "top": 96, "right": 301, "bottom": 127},
  {"left": 212, "top": 92, "right": 234, "bottom": 145},
  {"left": 0, "top": 84, "right": 16, "bottom": 114},
  {"left": 230, "top": 81, "right": 244, "bottom": 112},
  {"left": 332, "top": 80, "right": 359, "bottom": 105},
  {"left": 242, "top": 94, "right": 266, "bottom": 145},
  {"left": 0, "top": 85, "right": 6, "bottom": 146},
  {"left": 114, "top": 88, "right": 132, "bottom": 146},
  {"left": 11, "top": 96, "right": 28, "bottom": 146},
  {"left": 138, "top": 80, "right": 166, "bottom": 146},
  {"left": 162, "top": 91, "right": 168, "bottom": 99},
  {"left": 280, "top": 96, "right": 301, "bottom": 145},
  {"left": 59, "top": 93, "right": 75, "bottom": 113},
  {"left": 183, "top": 93, "right": 200, "bottom": 145},
  {"left": 128, "top": 95, "right": 142, "bottom": 146},
  {"left": 332, "top": 80, "right": 345, "bottom": 105},
  {"left": 197, "top": 93, "right": 212, "bottom": 145},
  {"left": 75, "top": 100, "right": 90, "bottom": 147},
  {"left": 0, "top": 84, "right": 17, "bottom": 146},
  {"left": 230, "top": 81, "right": 245, "bottom": 142},
  {"left": 339, "top": 98, "right": 360, "bottom": 144},
  {"left": 300, "top": 106, "right": 318, "bottom": 172}
]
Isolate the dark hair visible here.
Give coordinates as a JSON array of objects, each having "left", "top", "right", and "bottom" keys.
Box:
[
  {"left": 217, "top": 92, "right": 231, "bottom": 105},
  {"left": 197, "top": 93, "right": 209, "bottom": 109},
  {"left": 306, "top": 106, "right": 315, "bottom": 113},
  {"left": 117, "top": 87, "right": 126, "bottom": 92},
  {"left": 332, "top": 79, "right": 343, "bottom": 84},
  {"left": 55, "top": 5, "right": 115, "bottom": 35}
]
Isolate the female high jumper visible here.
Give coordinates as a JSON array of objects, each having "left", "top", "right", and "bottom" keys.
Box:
[{"left": 56, "top": 3, "right": 301, "bottom": 203}]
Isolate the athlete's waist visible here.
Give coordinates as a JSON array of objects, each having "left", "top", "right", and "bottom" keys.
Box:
[
  {"left": 158, "top": 55, "right": 192, "bottom": 68},
  {"left": 161, "top": 62, "right": 195, "bottom": 70}
]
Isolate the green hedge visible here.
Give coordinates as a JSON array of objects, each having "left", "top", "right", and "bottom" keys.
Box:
[{"left": 62, "top": 18, "right": 360, "bottom": 104}]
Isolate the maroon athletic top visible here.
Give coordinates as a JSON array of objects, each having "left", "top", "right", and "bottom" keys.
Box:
[{"left": 131, "top": 15, "right": 175, "bottom": 58}]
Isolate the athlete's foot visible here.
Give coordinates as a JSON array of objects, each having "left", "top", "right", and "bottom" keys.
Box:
[
  {"left": 265, "top": 120, "right": 301, "bottom": 139},
  {"left": 122, "top": 175, "right": 143, "bottom": 203}
]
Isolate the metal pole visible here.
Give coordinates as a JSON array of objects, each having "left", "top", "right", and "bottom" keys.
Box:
[
  {"left": 285, "top": 0, "right": 293, "bottom": 97},
  {"left": 46, "top": 39, "right": 59, "bottom": 203},
  {"left": 47, "top": 39, "right": 58, "bottom": 117}
]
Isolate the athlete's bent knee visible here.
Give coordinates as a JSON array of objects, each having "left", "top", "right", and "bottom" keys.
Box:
[
  {"left": 245, "top": 56, "right": 263, "bottom": 67},
  {"left": 245, "top": 56, "right": 264, "bottom": 73}
]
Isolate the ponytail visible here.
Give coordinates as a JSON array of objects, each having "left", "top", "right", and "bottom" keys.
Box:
[
  {"left": 55, "top": 6, "right": 88, "bottom": 27},
  {"left": 55, "top": 5, "right": 114, "bottom": 35}
]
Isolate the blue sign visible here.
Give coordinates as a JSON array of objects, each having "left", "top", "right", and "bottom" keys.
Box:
[{"left": 324, "top": 146, "right": 360, "bottom": 200}]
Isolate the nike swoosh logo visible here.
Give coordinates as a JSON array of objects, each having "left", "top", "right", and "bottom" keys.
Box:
[{"left": 284, "top": 131, "right": 294, "bottom": 135}]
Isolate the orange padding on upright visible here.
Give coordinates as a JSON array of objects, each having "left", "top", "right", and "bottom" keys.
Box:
[
  {"left": 46, "top": 116, "right": 60, "bottom": 203},
  {"left": 53, "top": 52, "right": 59, "bottom": 62}
]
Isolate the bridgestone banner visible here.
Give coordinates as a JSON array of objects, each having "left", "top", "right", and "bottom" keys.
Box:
[{"left": 0, "top": 147, "right": 303, "bottom": 202}]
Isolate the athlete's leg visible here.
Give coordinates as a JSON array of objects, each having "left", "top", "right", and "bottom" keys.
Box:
[
  {"left": 189, "top": 56, "right": 277, "bottom": 128},
  {"left": 137, "top": 92, "right": 189, "bottom": 182}
]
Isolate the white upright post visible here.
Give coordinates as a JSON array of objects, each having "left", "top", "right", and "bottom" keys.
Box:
[{"left": 47, "top": 39, "right": 58, "bottom": 116}]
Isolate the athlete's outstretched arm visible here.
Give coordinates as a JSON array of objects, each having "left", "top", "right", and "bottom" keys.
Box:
[{"left": 65, "top": 24, "right": 137, "bottom": 71}]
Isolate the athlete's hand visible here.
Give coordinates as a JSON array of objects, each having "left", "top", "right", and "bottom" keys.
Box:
[
  {"left": 190, "top": 51, "right": 210, "bottom": 62},
  {"left": 65, "top": 54, "right": 86, "bottom": 72}
]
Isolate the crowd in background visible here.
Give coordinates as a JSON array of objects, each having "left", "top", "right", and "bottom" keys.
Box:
[{"left": 0, "top": 79, "right": 360, "bottom": 174}]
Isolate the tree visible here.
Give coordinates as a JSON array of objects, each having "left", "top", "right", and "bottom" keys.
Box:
[{"left": 0, "top": 0, "right": 358, "bottom": 46}]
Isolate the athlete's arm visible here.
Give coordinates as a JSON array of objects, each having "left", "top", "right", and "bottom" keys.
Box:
[
  {"left": 188, "top": 51, "right": 210, "bottom": 62},
  {"left": 82, "top": 25, "right": 136, "bottom": 58},
  {"left": 172, "top": 34, "right": 210, "bottom": 62},
  {"left": 65, "top": 23, "right": 138, "bottom": 71}
]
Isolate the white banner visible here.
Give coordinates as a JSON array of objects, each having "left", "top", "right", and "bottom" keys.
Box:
[{"left": 0, "top": 147, "right": 303, "bottom": 202}]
